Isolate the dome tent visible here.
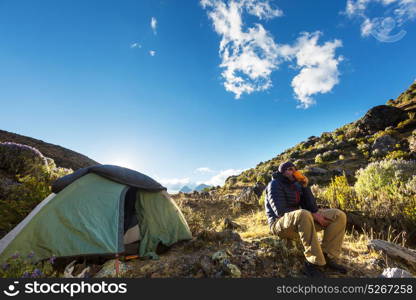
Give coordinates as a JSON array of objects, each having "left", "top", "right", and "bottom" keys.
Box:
[{"left": 0, "top": 165, "right": 192, "bottom": 262}]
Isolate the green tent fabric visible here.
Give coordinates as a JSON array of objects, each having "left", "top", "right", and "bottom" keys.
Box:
[
  {"left": 0, "top": 169, "right": 192, "bottom": 263},
  {"left": 0, "top": 174, "right": 127, "bottom": 261},
  {"left": 136, "top": 190, "right": 192, "bottom": 259}
]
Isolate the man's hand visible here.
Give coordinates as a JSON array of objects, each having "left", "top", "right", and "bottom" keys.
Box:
[{"left": 312, "top": 212, "right": 331, "bottom": 227}]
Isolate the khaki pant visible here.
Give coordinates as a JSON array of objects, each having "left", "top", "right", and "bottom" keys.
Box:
[{"left": 271, "top": 208, "right": 347, "bottom": 266}]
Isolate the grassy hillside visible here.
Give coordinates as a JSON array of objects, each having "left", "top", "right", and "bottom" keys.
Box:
[{"left": 0, "top": 129, "right": 98, "bottom": 170}]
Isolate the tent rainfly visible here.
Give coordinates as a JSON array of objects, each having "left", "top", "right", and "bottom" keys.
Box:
[{"left": 0, "top": 165, "right": 192, "bottom": 262}]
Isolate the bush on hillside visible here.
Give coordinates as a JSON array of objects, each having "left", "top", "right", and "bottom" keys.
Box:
[
  {"left": 320, "top": 173, "right": 356, "bottom": 210},
  {"left": 0, "top": 158, "right": 72, "bottom": 235},
  {"left": 0, "top": 142, "right": 47, "bottom": 176},
  {"left": 384, "top": 150, "right": 410, "bottom": 160},
  {"left": 354, "top": 159, "right": 416, "bottom": 221},
  {"left": 258, "top": 189, "right": 266, "bottom": 207},
  {"left": 315, "top": 154, "right": 324, "bottom": 164},
  {"left": 256, "top": 173, "right": 271, "bottom": 186}
]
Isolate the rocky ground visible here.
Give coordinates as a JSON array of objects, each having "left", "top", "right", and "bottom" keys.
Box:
[{"left": 59, "top": 193, "right": 415, "bottom": 279}]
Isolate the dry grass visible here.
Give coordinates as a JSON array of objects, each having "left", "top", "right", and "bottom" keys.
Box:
[
  {"left": 147, "top": 195, "right": 416, "bottom": 278},
  {"left": 234, "top": 210, "right": 270, "bottom": 239}
]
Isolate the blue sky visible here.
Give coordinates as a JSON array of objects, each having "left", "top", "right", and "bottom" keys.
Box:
[{"left": 1, "top": 0, "right": 415, "bottom": 192}]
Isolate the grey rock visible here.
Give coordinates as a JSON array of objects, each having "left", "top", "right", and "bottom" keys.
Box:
[
  {"left": 380, "top": 267, "right": 414, "bottom": 278},
  {"left": 372, "top": 135, "right": 396, "bottom": 154},
  {"left": 357, "top": 105, "right": 407, "bottom": 133},
  {"left": 322, "top": 150, "right": 340, "bottom": 161},
  {"left": 305, "top": 167, "right": 329, "bottom": 175},
  {"left": 237, "top": 187, "right": 258, "bottom": 204}
]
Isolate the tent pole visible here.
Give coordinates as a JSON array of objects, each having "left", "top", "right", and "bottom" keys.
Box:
[{"left": 115, "top": 254, "right": 120, "bottom": 277}]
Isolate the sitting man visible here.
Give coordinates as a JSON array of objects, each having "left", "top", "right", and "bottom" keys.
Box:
[{"left": 265, "top": 161, "right": 347, "bottom": 277}]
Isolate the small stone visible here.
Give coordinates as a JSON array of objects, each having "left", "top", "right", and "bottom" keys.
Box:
[
  {"left": 212, "top": 250, "right": 229, "bottom": 262},
  {"left": 380, "top": 267, "right": 414, "bottom": 278}
]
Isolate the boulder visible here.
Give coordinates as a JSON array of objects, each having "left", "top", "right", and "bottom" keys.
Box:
[
  {"left": 368, "top": 239, "right": 416, "bottom": 265},
  {"left": 237, "top": 187, "right": 258, "bottom": 204},
  {"left": 322, "top": 150, "right": 340, "bottom": 162},
  {"left": 357, "top": 105, "right": 407, "bottom": 133},
  {"left": 305, "top": 167, "right": 329, "bottom": 176},
  {"left": 372, "top": 135, "right": 397, "bottom": 154}
]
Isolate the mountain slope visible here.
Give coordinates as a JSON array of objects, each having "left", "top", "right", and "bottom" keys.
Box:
[
  {"left": 0, "top": 129, "right": 98, "bottom": 170},
  {"left": 220, "top": 81, "right": 416, "bottom": 193}
]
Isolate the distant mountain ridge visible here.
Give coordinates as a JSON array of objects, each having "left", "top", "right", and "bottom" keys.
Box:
[
  {"left": 179, "top": 184, "right": 212, "bottom": 193},
  {"left": 179, "top": 186, "right": 192, "bottom": 193},
  {"left": 194, "top": 184, "right": 211, "bottom": 191},
  {"left": 0, "top": 129, "right": 98, "bottom": 170}
]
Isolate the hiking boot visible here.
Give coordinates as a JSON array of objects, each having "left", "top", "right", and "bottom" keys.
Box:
[
  {"left": 302, "top": 261, "right": 326, "bottom": 278},
  {"left": 324, "top": 253, "right": 347, "bottom": 274}
]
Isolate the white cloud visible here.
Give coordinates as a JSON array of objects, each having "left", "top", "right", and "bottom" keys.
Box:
[
  {"left": 278, "top": 32, "right": 343, "bottom": 108},
  {"left": 203, "top": 168, "right": 244, "bottom": 186},
  {"left": 201, "top": 0, "right": 344, "bottom": 107},
  {"left": 158, "top": 177, "right": 191, "bottom": 193},
  {"left": 130, "top": 42, "right": 141, "bottom": 48},
  {"left": 195, "top": 167, "right": 215, "bottom": 173},
  {"left": 345, "top": 0, "right": 416, "bottom": 38},
  {"left": 151, "top": 17, "right": 157, "bottom": 35},
  {"left": 360, "top": 18, "right": 375, "bottom": 36},
  {"left": 149, "top": 50, "right": 156, "bottom": 56},
  {"left": 201, "top": 0, "right": 283, "bottom": 99}
]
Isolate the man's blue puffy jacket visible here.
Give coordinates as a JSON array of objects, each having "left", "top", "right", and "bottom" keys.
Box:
[{"left": 265, "top": 172, "right": 318, "bottom": 225}]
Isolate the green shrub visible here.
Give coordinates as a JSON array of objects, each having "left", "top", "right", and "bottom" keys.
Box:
[
  {"left": 322, "top": 173, "right": 356, "bottom": 210},
  {"left": 335, "top": 134, "right": 345, "bottom": 143},
  {"left": 0, "top": 142, "right": 47, "bottom": 175},
  {"left": 357, "top": 142, "right": 369, "bottom": 152},
  {"left": 258, "top": 189, "right": 267, "bottom": 207},
  {"left": 385, "top": 150, "right": 409, "bottom": 160},
  {"left": 256, "top": 173, "right": 271, "bottom": 185},
  {"left": 354, "top": 159, "right": 416, "bottom": 220},
  {"left": 315, "top": 154, "right": 323, "bottom": 164},
  {"left": 355, "top": 159, "right": 415, "bottom": 198},
  {"left": 373, "top": 129, "right": 398, "bottom": 140},
  {"left": 0, "top": 165, "right": 72, "bottom": 234}
]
